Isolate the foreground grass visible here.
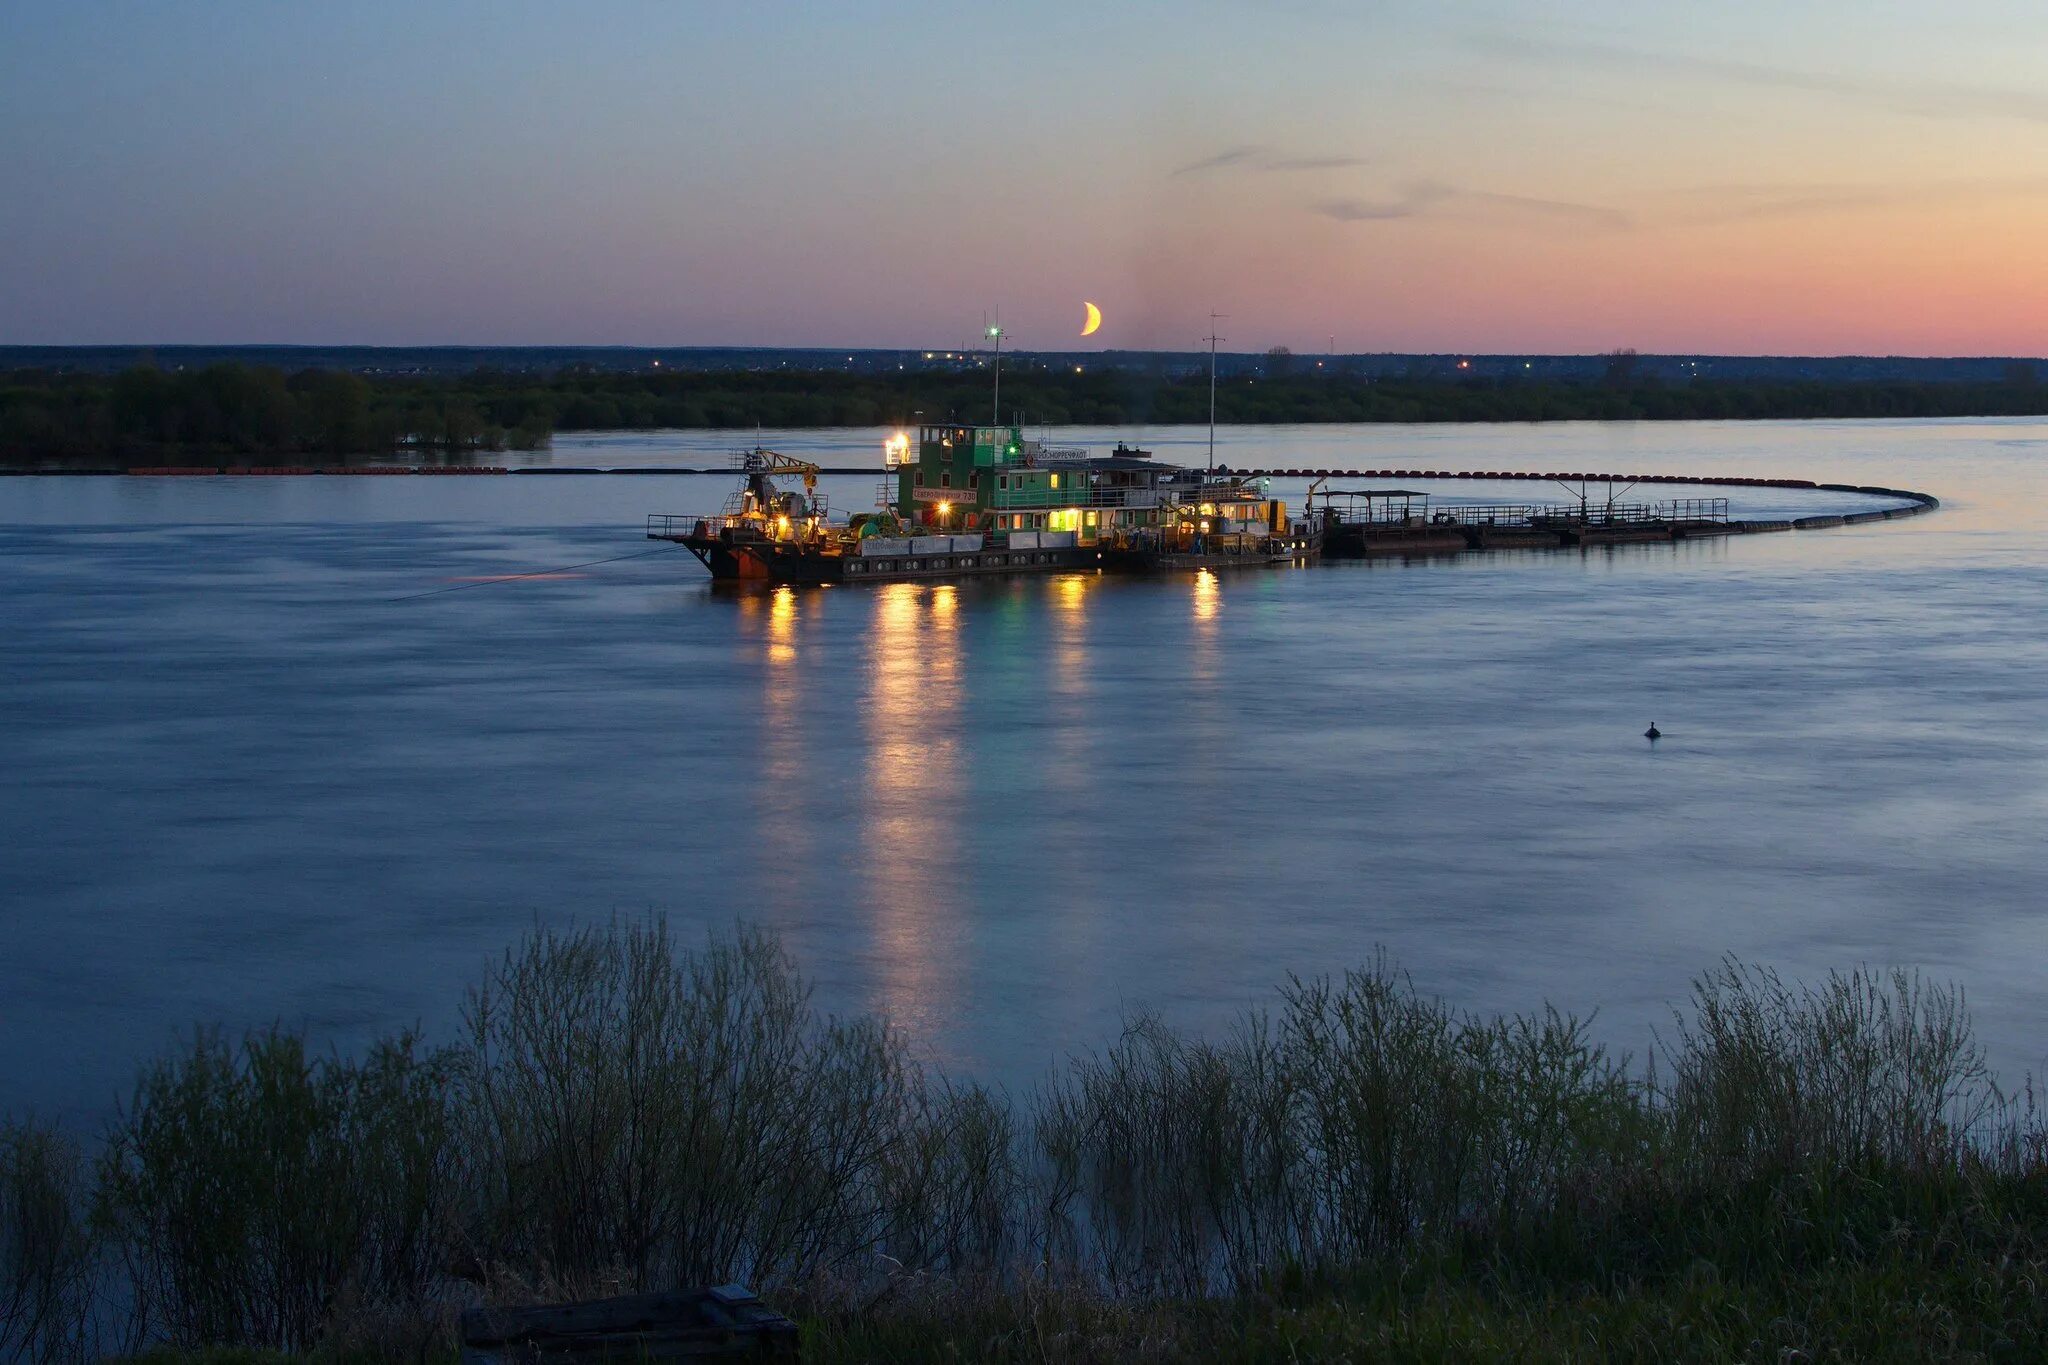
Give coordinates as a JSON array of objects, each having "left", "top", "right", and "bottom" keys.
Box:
[
  {"left": 809, "top": 1268, "right": 2048, "bottom": 1363},
  {"left": 11, "top": 920, "right": 2048, "bottom": 1362},
  {"left": 120, "top": 1232, "right": 2048, "bottom": 1365},
  {"left": 806, "top": 1164, "right": 2048, "bottom": 1362}
]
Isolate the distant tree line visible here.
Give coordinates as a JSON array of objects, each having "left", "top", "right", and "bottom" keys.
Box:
[
  {"left": 5, "top": 359, "right": 2048, "bottom": 464},
  {"left": 0, "top": 364, "right": 552, "bottom": 463}
]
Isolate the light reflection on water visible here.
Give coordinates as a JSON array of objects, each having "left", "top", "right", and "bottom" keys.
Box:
[
  {"left": 751, "top": 586, "right": 805, "bottom": 915},
  {"left": 860, "top": 583, "right": 964, "bottom": 1036},
  {"left": 3, "top": 417, "right": 2048, "bottom": 1123}
]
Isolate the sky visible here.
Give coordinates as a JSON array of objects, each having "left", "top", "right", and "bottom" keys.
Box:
[{"left": 4, "top": 0, "right": 2048, "bottom": 354}]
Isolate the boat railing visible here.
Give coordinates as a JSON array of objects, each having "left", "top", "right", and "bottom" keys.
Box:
[
  {"left": 1527, "top": 498, "right": 1730, "bottom": 526},
  {"left": 1418, "top": 503, "right": 1548, "bottom": 526},
  {"left": 1647, "top": 497, "right": 1730, "bottom": 522},
  {"left": 1320, "top": 497, "right": 1732, "bottom": 529},
  {"left": 648, "top": 513, "right": 749, "bottom": 539},
  {"left": 1318, "top": 504, "right": 1436, "bottom": 525},
  {"left": 1019, "top": 446, "right": 1091, "bottom": 465},
  {"left": 992, "top": 486, "right": 1147, "bottom": 511}
]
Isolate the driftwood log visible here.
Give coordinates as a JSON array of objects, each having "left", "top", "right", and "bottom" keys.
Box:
[{"left": 460, "top": 1286, "right": 798, "bottom": 1363}]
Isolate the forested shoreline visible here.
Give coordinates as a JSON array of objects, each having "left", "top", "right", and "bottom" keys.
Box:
[{"left": 5, "top": 361, "right": 2048, "bottom": 465}]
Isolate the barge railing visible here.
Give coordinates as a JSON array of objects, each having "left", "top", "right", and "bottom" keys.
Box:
[
  {"left": 649, "top": 513, "right": 748, "bottom": 540},
  {"left": 1528, "top": 498, "right": 1729, "bottom": 525}
]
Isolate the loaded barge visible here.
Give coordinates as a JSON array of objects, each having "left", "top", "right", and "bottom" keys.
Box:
[{"left": 647, "top": 424, "right": 1319, "bottom": 584}]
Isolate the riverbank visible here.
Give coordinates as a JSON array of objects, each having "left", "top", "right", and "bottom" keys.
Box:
[
  {"left": 8, "top": 921, "right": 2045, "bottom": 1362},
  {"left": 9, "top": 361, "right": 2048, "bottom": 465}
]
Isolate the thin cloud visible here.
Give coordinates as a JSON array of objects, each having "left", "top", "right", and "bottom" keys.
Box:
[
  {"left": 1262, "top": 154, "right": 1369, "bottom": 172},
  {"left": 1475, "top": 34, "right": 2048, "bottom": 125},
  {"left": 1670, "top": 176, "right": 2048, "bottom": 225},
  {"left": 1315, "top": 180, "right": 1629, "bottom": 230},
  {"left": 1173, "top": 146, "right": 1368, "bottom": 177},
  {"left": 1316, "top": 197, "right": 1426, "bottom": 221},
  {"left": 1171, "top": 145, "right": 1268, "bottom": 177}
]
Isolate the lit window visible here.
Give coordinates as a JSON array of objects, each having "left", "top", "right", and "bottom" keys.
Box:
[{"left": 1049, "top": 474, "right": 1061, "bottom": 490}]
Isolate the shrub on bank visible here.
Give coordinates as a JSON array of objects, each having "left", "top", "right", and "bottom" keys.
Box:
[
  {"left": 96, "top": 1030, "right": 452, "bottom": 1354},
  {"left": 1, "top": 1118, "right": 97, "bottom": 1363},
  {"left": 9, "top": 920, "right": 2045, "bottom": 1361}
]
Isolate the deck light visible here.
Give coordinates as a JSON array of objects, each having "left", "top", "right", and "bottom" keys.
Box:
[{"left": 937, "top": 500, "right": 952, "bottom": 517}]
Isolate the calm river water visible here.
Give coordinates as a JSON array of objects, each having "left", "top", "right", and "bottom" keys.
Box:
[{"left": 4, "top": 419, "right": 2046, "bottom": 1122}]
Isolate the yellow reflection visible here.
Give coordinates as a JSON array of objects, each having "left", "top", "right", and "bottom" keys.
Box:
[
  {"left": 861, "top": 584, "right": 963, "bottom": 1035},
  {"left": 1051, "top": 574, "right": 1095, "bottom": 700},
  {"left": 1189, "top": 569, "right": 1219, "bottom": 685},
  {"left": 755, "top": 586, "right": 807, "bottom": 913},
  {"left": 767, "top": 584, "right": 797, "bottom": 665}
]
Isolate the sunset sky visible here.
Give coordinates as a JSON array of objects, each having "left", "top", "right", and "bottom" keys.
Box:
[{"left": 5, "top": 0, "right": 2048, "bottom": 354}]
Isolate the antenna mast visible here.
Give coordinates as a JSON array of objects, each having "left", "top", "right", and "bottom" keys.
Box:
[
  {"left": 1204, "top": 311, "right": 1228, "bottom": 477},
  {"left": 986, "top": 311, "right": 1004, "bottom": 425}
]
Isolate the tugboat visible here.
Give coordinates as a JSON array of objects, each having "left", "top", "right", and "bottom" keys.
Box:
[{"left": 646, "top": 426, "right": 1318, "bottom": 583}]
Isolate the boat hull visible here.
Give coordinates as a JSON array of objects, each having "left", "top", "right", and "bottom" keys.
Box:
[{"left": 667, "top": 534, "right": 1102, "bottom": 583}]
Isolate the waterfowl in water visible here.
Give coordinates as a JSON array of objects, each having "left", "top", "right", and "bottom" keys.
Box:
[{"left": 1644, "top": 722, "right": 1662, "bottom": 741}]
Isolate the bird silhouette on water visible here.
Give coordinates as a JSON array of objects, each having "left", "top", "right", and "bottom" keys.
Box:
[{"left": 1644, "top": 722, "right": 1662, "bottom": 741}]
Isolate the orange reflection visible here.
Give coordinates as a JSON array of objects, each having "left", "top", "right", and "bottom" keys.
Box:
[
  {"left": 1051, "top": 573, "right": 1095, "bottom": 702},
  {"left": 756, "top": 586, "right": 806, "bottom": 913},
  {"left": 768, "top": 584, "right": 797, "bottom": 665},
  {"left": 861, "top": 584, "right": 963, "bottom": 1035},
  {"left": 1042, "top": 575, "right": 1097, "bottom": 799},
  {"left": 1190, "top": 569, "right": 1220, "bottom": 684}
]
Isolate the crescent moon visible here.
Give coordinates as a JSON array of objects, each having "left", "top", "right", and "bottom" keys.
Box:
[{"left": 1080, "top": 301, "right": 1102, "bottom": 337}]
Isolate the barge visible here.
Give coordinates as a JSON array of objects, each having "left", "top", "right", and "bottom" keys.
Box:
[
  {"left": 1309, "top": 483, "right": 1738, "bottom": 554},
  {"left": 647, "top": 426, "right": 1319, "bottom": 584}
]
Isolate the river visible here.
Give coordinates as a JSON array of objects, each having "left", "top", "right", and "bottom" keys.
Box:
[{"left": 3, "top": 418, "right": 2044, "bottom": 1122}]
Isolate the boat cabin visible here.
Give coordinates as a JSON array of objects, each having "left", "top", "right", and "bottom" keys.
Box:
[{"left": 887, "top": 423, "right": 1283, "bottom": 544}]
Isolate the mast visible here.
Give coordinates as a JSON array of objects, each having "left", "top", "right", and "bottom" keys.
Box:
[
  {"left": 1204, "top": 311, "right": 1227, "bottom": 477},
  {"left": 987, "top": 311, "right": 1004, "bottom": 426}
]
